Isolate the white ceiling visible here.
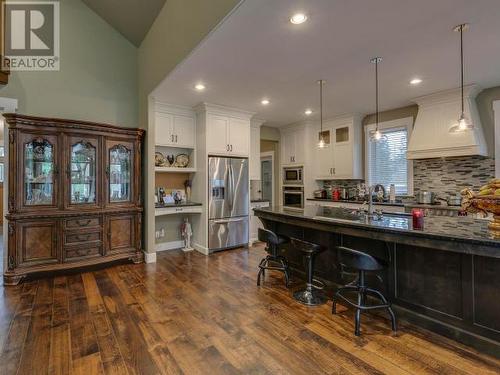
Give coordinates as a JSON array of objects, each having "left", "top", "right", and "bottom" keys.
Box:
[
  {"left": 82, "top": 0, "right": 166, "bottom": 46},
  {"left": 152, "top": 0, "right": 500, "bottom": 127}
]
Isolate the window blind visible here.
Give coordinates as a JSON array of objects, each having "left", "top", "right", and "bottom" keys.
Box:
[{"left": 368, "top": 127, "right": 408, "bottom": 195}]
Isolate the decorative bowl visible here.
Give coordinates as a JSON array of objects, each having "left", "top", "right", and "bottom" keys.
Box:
[{"left": 461, "top": 189, "right": 500, "bottom": 237}]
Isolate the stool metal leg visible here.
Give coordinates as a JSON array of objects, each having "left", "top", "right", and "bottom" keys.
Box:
[{"left": 293, "top": 253, "right": 327, "bottom": 306}]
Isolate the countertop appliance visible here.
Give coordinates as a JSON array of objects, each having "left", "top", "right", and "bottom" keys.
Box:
[
  {"left": 283, "top": 166, "right": 303, "bottom": 185},
  {"left": 209, "top": 156, "right": 249, "bottom": 251},
  {"left": 283, "top": 185, "right": 304, "bottom": 210},
  {"left": 415, "top": 191, "right": 436, "bottom": 204}
]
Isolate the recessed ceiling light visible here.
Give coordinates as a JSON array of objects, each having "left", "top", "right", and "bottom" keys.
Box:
[
  {"left": 261, "top": 99, "right": 270, "bottom": 105},
  {"left": 305, "top": 109, "right": 313, "bottom": 115},
  {"left": 290, "top": 13, "right": 307, "bottom": 25},
  {"left": 410, "top": 78, "right": 422, "bottom": 85},
  {"left": 194, "top": 83, "right": 206, "bottom": 91}
]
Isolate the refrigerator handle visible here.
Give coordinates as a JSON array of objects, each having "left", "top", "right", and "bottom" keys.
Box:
[
  {"left": 213, "top": 217, "right": 246, "bottom": 224},
  {"left": 228, "top": 161, "right": 234, "bottom": 210}
]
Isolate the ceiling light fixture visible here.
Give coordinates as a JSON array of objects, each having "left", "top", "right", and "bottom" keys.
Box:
[
  {"left": 449, "top": 23, "right": 473, "bottom": 133},
  {"left": 410, "top": 78, "right": 422, "bottom": 85},
  {"left": 369, "top": 57, "right": 387, "bottom": 142},
  {"left": 317, "top": 80, "right": 327, "bottom": 149},
  {"left": 290, "top": 13, "right": 307, "bottom": 25},
  {"left": 194, "top": 83, "right": 206, "bottom": 91},
  {"left": 261, "top": 99, "right": 270, "bottom": 105},
  {"left": 305, "top": 109, "right": 313, "bottom": 115}
]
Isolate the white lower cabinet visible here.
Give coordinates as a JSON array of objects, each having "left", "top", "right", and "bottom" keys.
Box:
[{"left": 250, "top": 201, "right": 270, "bottom": 244}]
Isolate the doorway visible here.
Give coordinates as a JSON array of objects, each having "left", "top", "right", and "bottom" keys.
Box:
[{"left": 261, "top": 151, "right": 274, "bottom": 206}]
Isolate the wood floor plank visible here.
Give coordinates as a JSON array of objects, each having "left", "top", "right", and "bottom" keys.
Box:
[
  {"left": 1, "top": 245, "right": 499, "bottom": 374},
  {"left": 0, "top": 282, "right": 38, "bottom": 375},
  {"left": 93, "top": 269, "right": 161, "bottom": 375},
  {"left": 16, "top": 278, "right": 54, "bottom": 375},
  {"left": 48, "top": 276, "right": 72, "bottom": 375},
  {"left": 81, "top": 273, "right": 128, "bottom": 375}
]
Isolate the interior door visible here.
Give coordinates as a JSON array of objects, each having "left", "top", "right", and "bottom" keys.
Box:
[
  {"left": 66, "top": 135, "right": 100, "bottom": 209},
  {"left": 174, "top": 115, "right": 195, "bottom": 148},
  {"left": 228, "top": 118, "right": 249, "bottom": 155},
  {"left": 105, "top": 140, "right": 134, "bottom": 207},
  {"left": 207, "top": 115, "right": 229, "bottom": 154},
  {"left": 19, "top": 132, "right": 60, "bottom": 211},
  {"left": 155, "top": 112, "right": 174, "bottom": 146}
]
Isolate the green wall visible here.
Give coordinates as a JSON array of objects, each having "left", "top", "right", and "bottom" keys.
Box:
[{"left": 0, "top": 0, "right": 138, "bottom": 127}]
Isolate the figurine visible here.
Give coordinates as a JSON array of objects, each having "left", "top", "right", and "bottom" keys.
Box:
[{"left": 180, "top": 218, "right": 193, "bottom": 251}]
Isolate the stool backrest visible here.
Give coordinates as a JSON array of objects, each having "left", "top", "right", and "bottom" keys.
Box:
[
  {"left": 258, "top": 228, "right": 280, "bottom": 246},
  {"left": 336, "top": 246, "right": 382, "bottom": 271},
  {"left": 291, "top": 238, "right": 322, "bottom": 254}
]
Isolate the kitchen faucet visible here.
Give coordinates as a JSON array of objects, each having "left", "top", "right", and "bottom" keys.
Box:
[{"left": 367, "top": 185, "right": 375, "bottom": 217}]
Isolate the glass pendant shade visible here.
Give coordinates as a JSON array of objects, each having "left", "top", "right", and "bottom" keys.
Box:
[
  {"left": 369, "top": 128, "right": 387, "bottom": 142},
  {"left": 449, "top": 113, "right": 473, "bottom": 133},
  {"left": 449, "top": 23, "right": 474, "bottom": 133},
  {"left": 317, "top": 79, "right": 328, "bottom": 149}
]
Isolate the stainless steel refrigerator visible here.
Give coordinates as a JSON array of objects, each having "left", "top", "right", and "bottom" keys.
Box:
[{"left": 208, "top": 156, "right": 249, "bottom": 251}]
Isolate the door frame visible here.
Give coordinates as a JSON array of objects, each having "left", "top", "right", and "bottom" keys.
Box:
[{"left": 260, "top": 151, "right": 275, "bottom": 206}]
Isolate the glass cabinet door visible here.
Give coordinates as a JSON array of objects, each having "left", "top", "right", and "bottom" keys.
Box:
[
  {"left": 70, "top": 141, "right": 97, "bottom": 204},
  {"left": 24, "top": 138, "right": 56, "bottom": 206},
  {"left": 108, "top": 144, "right": 132, "bottom": 203}
]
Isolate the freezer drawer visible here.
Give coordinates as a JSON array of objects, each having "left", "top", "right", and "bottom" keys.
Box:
[{"left": 209, "top": 216, "right": 249, "bottom": 251}]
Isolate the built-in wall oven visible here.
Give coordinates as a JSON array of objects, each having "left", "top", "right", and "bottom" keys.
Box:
[
  {"left": 283, "top": 167, "right": 303, "bottom": 185},
  {"left": 283, "top": 186, "right": 304, "bottom": 210}
]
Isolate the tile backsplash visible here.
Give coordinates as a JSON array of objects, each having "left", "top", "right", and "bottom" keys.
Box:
[
  {"left": 320, "top": 156, "right": 496, "bottom": 198},
  {"left": 413, "top": 156, "right": 495, "bottom": 198}
]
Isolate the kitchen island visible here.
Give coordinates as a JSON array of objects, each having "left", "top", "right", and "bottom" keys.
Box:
[{"left": 254, "top": 205, "right": 500, "bottom": 357}]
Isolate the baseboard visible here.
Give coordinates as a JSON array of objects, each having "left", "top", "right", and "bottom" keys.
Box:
[
  {"left": 143, "top": 251, "right": 157, "bottom": 264},
  {"left": 193, "top": 242, "right": 209, "bottom": 256},
  {"left": 155, "top": 240, "right": 184, "bottom": 252}
]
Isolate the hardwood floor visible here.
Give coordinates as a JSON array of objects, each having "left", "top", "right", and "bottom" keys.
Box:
[{"left": 0, "top": 244, "right": 499, "bottom": 375}]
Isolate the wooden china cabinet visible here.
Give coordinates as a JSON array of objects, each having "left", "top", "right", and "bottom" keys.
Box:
[{"left": 4, "top": 114, "right": 145, "bottom": 285}]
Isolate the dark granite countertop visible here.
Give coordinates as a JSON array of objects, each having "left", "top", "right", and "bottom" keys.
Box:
[
  {"left": 307, "top": 198, "right": 405, "bottom": 207},
  {"left": 251, "top": 199, "right": 270, "bottom": 203},
  {"left": 155, "top": 202, "right": 202, "bottom": 208},
  {"left": 254, "top": 205, "right": 500, "bottom": 250}
]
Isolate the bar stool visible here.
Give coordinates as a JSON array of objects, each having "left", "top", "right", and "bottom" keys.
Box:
[
  {"left": 257, "top": 228, "right": 290, "bottom": 287},
  {"left": 332, "top": 246, "right": 397, "bottom": 336},
  {"left": 291, "top": 238, "right": 327, "bottom": 306}
]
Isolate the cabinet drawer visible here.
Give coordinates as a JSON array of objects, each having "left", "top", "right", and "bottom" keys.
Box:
[
  {"left": 65, "top": 231, "right": 101, "bottom": 246},
  {"left": 65, "top": 217, "right": 101, "bottom": 229},
  {"left": 64, "top": 245, "right": 102, "bottom": 261}
]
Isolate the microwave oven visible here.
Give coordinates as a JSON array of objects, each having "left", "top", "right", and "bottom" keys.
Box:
[{"left": 283, "top": 167, "right": 303, "bottom": 185}]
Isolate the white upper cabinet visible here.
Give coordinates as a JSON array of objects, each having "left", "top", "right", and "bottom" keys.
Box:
[
  {"left": 228, "top": 117, "right": 250, "bottom": 156},
  {"left": 205, "top": 111, "right": 252, "bottom": 156},
  {"left": 281, "top": 127, "right": 305, "bottom": 165},
  {"left": 314, "top": 116, "right": 363, "bottom": 180},
  {"left": 206, "top": 114, "right": 230, "bottom": 154},
  {"left": 249, "top": 120, "right": 264, "bottom": 180},
  {"left": 155, "top": 105, "right": 195, "bottom": 148},
  {"left": 174, "top": 115, "right": 196, "bottom": 148}
]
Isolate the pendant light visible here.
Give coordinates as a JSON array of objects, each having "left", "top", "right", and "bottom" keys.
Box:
[
  {"left": 369, "top": 57, "right": 387, "bottom": 142},
  {"left": 449, "top": 23, "right": 473, "bottom": 133},
  {"left": 317, "top": 79, "right": 327, "bottom": 148}
]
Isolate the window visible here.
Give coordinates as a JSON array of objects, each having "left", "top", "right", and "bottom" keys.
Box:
[
  {"left": 0, "top": 146, "right": 4, "bottom": 183},
  {"left": 365, "top": 118, "right": 413, "bottom": 195}
]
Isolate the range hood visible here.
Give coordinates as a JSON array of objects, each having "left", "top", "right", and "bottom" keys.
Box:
[{"left": 407, "top": 85, "right": 488, "bottom": 159}]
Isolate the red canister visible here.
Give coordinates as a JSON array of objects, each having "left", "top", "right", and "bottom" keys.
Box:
[{"left": 412, "top": 209, "right": 424, "bottom": 230}]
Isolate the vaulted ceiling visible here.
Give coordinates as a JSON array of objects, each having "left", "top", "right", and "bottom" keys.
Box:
[
  {"left": 82, "top": 0, "right": 166, "bottom": 46},
  {"left": 152, "top": 0, "right": 500, "bottom": 127}
]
